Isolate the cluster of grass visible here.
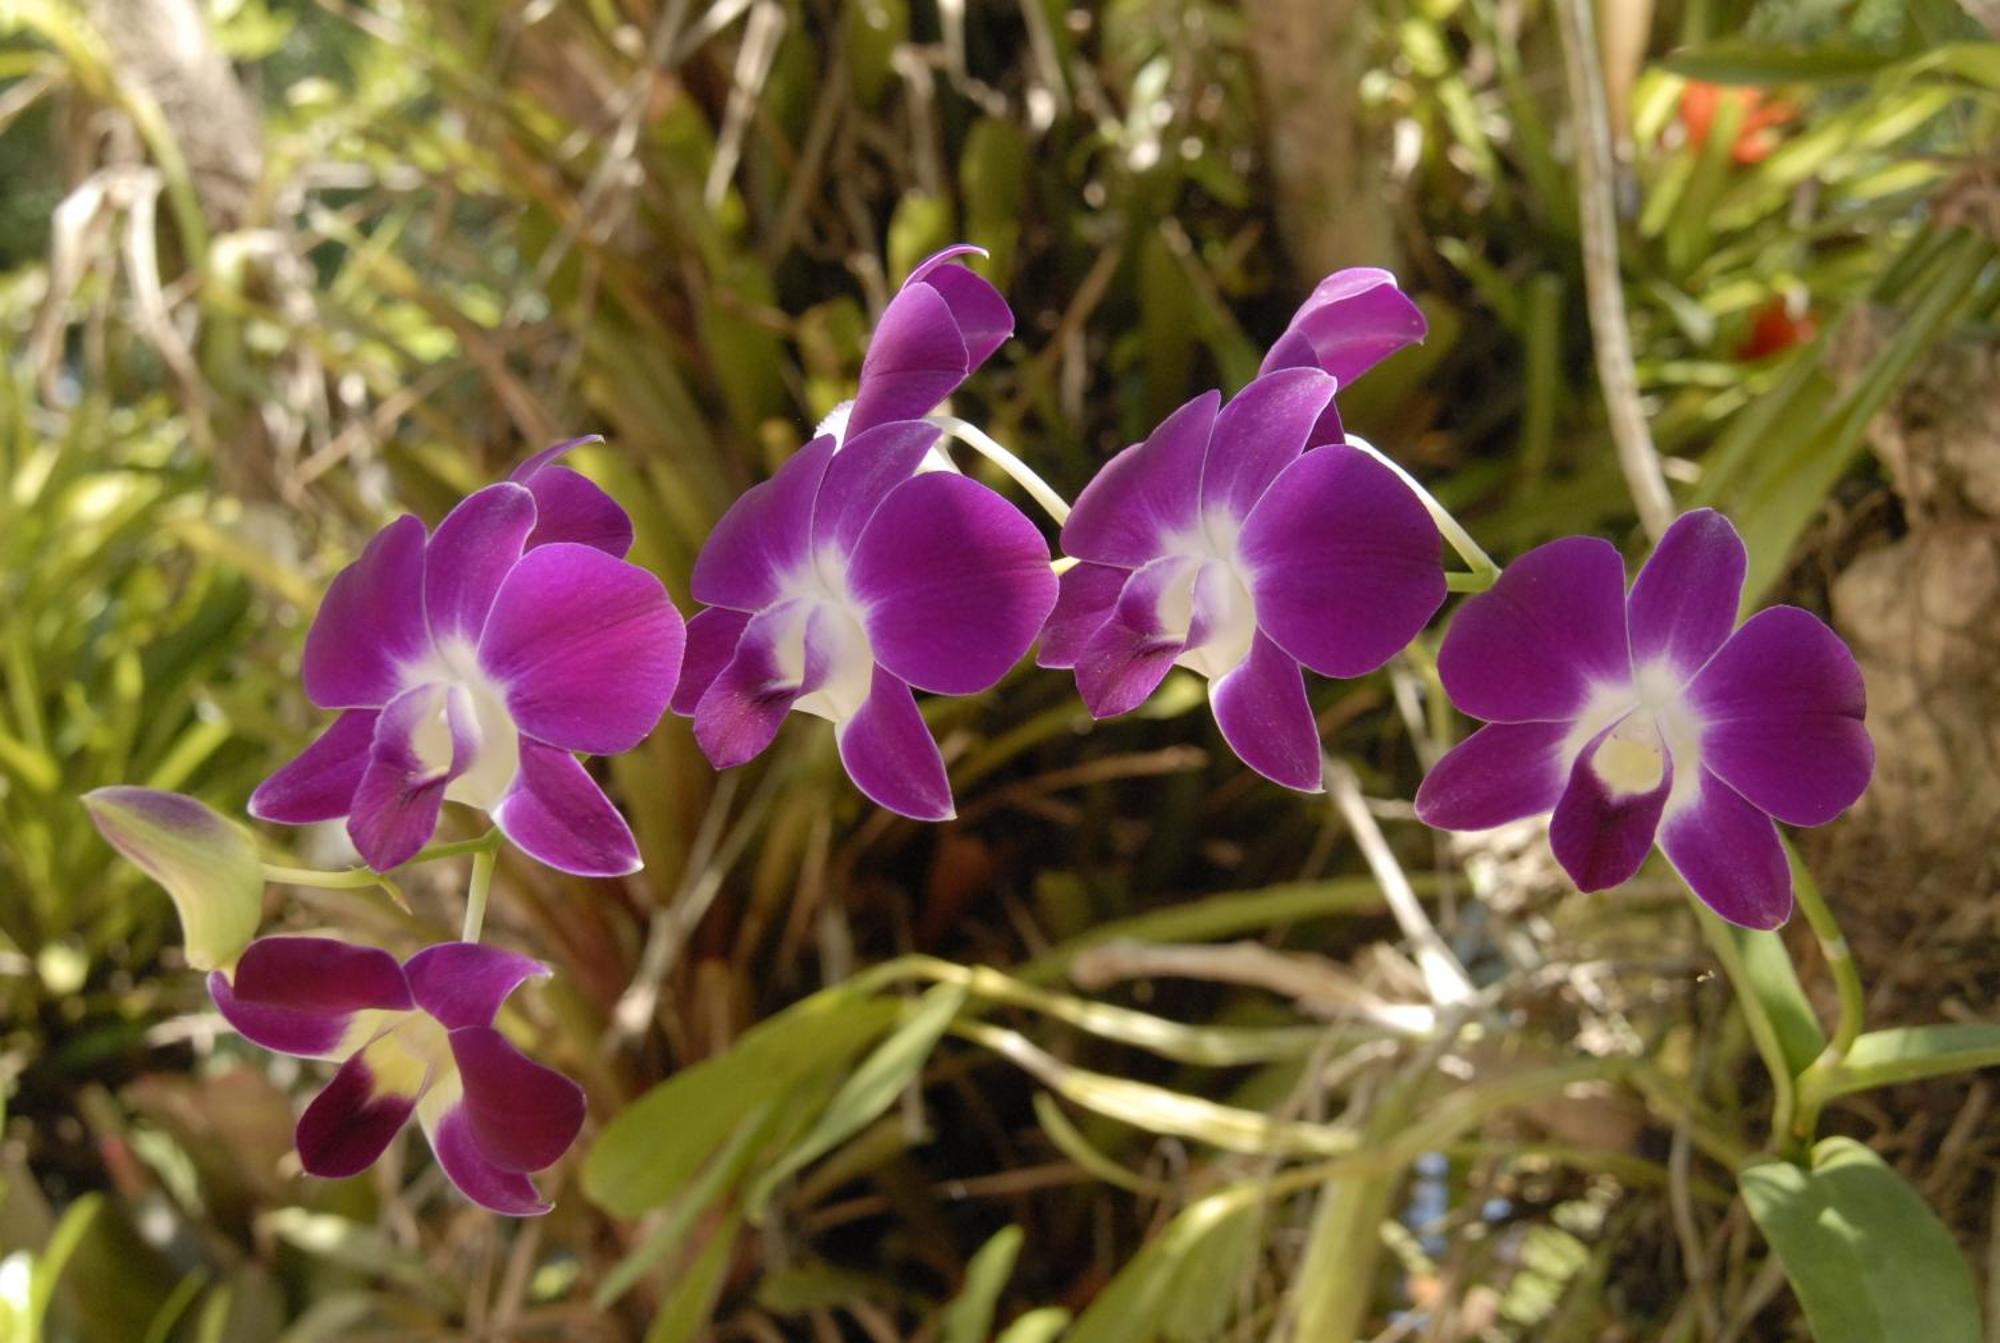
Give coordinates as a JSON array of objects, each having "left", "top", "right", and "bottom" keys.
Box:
[{"left": 1, "top": 0, "right": 1995, "bottom": 1339}]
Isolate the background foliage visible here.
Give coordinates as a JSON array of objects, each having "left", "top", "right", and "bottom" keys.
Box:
[{"left": 2, "top": 0, "right": 1998, "bottom": 1339}]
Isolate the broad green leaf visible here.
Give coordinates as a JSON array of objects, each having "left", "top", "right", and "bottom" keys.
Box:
[
  {"left": 1741, "top": 1137, "right": 1980, "bottom": 1343},
  {"left": 747, "top": 982, "right": 967, "bottom": 1219},
  {"left": 960, "top": 118, "right": 1028, "bottom": 284},
  {"left": 942, "top": 1226, "right": 1023, "bottom": 1343},
  {"left": 996, "top": 1307, "right": 1071, "bottom": 1343},
  {"left": 82, "top": 788, "right": 262, "bottom": 971},
  {"left": 887, "top": 193, "right": 955, "bottom": 287},
  {"left": 843, "top": 0, "right": 906, "bottom": 106},
  {"left": 1818, "top": 1024, "right": 2000, "bottom": 1099},
  {"left": 643, "top": 1213, "right": 742, "bottom": 1343},
  {"left": 1704, "top": 911, "right": 1826, "bottom": 1078},
  {"left": 584, "top": 987, "right": 901, "bottom": 1216},
  {"left": 1066, "top": 1191, "right": 1261, "bottom": 1343},
  {"left": 1659, "top": 40, "right": 1902, "bottom": 86}
]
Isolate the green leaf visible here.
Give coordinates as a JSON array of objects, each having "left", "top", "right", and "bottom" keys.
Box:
[
  {"left": 942, "top": 1227, "right": 1023, "bottom": 1343},
  {"left": 1818, "top": 1024, "right": 2000, "bottom": 1099},
  {"left": 1066, "top": 1191, "right": 1261, "bottom": 1343},
  {"left": 1659, "top": 40, "right": 1902, "bottom": 86},
  {"left": 1741, "top": 1137, "right": 1980, "bottom": 1343},
  {"left": 643, "top": 1213, "right": 742, "bottom": 1343},
  {"left": 746, "top": 982, "right": 967, "bottom": 1219},
  {"left": 583, "top": 986, "right": 901, "bottom": 1216},
  {"left": 82, "top": 788, "right": 263, "bottom": 971},
  {"left": 996, "top": 1307, "right": 1072, "bottom": 1343}
]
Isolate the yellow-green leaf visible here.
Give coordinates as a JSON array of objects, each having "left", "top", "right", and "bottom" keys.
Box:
[{"left": 82, "top": 788, "right": 262, "bottom": 971}]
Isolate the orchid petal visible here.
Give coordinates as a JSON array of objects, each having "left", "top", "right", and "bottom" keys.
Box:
[
  {"left": 405, "top": 942, "right": 550, "bottom": 1030},
  {"left": 691, "top": 601, "right": 820, "bottom": 769},
  {"left": 1259, "top": 268, "right": 1427, "bottom": 386},
  {"left": 1060, "top": 391, "right": 1219, "bottom": 568},
  {"left": 425, "top": 483, "right": 537, "bottom": 646},
  {"left": 848, "top": 282, "right": 969, "bottom": 437},
  {"left": 347, "top": 684, "right": 478, "bottom": 872},
  {"left": 422, "top": 1098, "right": 550, "bottom": 1216},
  {"left": 691, "top": 436, "right": 836, "bottom": 610},
  {"left": 1073, "top": 556, "right": 1198, "bottom": 717},
  {"left": 492, "top": 740, "right": 642, "bottom": 877},
  {"left": 448, "top": 1026, "right": 585, "bottom": 1172},
  {"left": 1437, "top": 536, "right": 1631, "bottom": 723},
  {"left": 671, "top": 606, "right": 753, "bottom": 716},
  {"left": 1659, "top": 770, "right": 1792, "bottom": 929},
  {"left": 296, "top": 1035, "right": 423, "bottom": 1178},
  {"left": 1686, "top": 605, "right": 1872, "bottom": 826},
  {"left": 809, "top": 420, "right": 942, "bottom": 555},
  {"left": 248, "top": 710, "right": 379, "bottom": 825},
  {"left": 836, "top": 667, "right": 953, "bottom": 821},
  {"left": 849, "top": 472, "right": 1057, "bottom": 695},
  {"left": 1037, "top": 562, "right": 1126, "bottom": 670},
  {"left": 1414, "top": 720, "right": 1575, "bottom": 830},
  {"left": 1627, "top": 509, "right": 1747, "bottom": 680},
  {"left": 209, "top": 936, "right": 412, "bottom": 1059},
  {"left": 1197, "top": 368, "right": 1336, "bottom": 521},
  {"left": 302, "top": 514, "right": 430, "bottom": 710},
  {"left": 1239, "top": 444, "right": 1445, "bottom": 678},
  {"left": 478, "top": 542, "right": 684, "bottom": 755},
  {"left": 1210, "top": 632, "right": 1322, "bottom": 791},
  {"left": 1548, "top": 718, "right": 1674, "bottom": 892},
  {"left": 512, "top": 436, "right": 634, "bottom": 557}
]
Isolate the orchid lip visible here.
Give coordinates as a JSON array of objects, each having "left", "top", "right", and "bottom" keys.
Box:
[{"left": 398, "top": 640, "right": 522, "bottom": 811}]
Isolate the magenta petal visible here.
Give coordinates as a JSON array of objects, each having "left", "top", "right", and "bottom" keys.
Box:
[
  {"left": 210, "top": 936, "right": 413, "bottom": 1058},
  {"left": 511, "top": 435, "right": 602, "bottom": 482},
  {"left": 1659, "top": 771, "right": 1792, "bottom": 930},
  {"left": 691, "top": 602, "right": 813, "bottom": 769},
  {"left": 405, "top": 942, "right": 549, "bottom": 1030},
  {"left": 448, "top": 1026, "right": 585, "bottom": 1172},
  {"left": 1686, "top": 605, "right": 1872, "bottom": 826},
  {"left": 1037, "top": 562, "right": 1127, "bottom": 670},
  {"left": 523, "top": 466, "right": 634, "bottom": 558},
  {"left": 1258, "top": 268, "right": 1428, "bottom": 386},
  {"left": 1061, "top": 390, "right": 1220, "bottom": 568},
  {"left": 915, "top": 258, "right": 1013, "bottom": 372},
  {"left": 346, "top": 684, "right": 475, "bottom": 872},
  {"left": 850, "top": 472, "right": 1057, "bottom": 695},
  {"left": 1210, "top": 633, "right": 1323, "bottom": 791},
  {"left": 849, "top": 283, "right": 969, "bottom": 438},
  {"left": 809, "top": 420, "right": 942, "bottom": 556},
  {"left": 302, "top": 515, "right": 431, "bottom": 710},
  {"left": 1548, "top": 721, "right": 1674, "bottom": 892},
  {"left": 426, "top": 483, "right": 537, "bottom": 645},
  {"left": 249, "top": 710, "right": 380, "bottom": 825},
  {"left": 1627, "top": 509, "right": 1747, "bottom": 679},
  {"left": 672, "top": 606, "right": 753, "bottom": 716},
  {"left": 1415, "top": 721, "right": 1574, "bottom": 830},
  {"left": 1074, "top": 557, "right": 1197, "bottom": 717},
  {"left": 1239, "top": 444, "right": 1446, "bottom": 678},
  {"left": 691, "top": 436, "right": 836, "bottom": 610},
  {"left": 836, "top": 668, "right": 953, "bottom": 821},
  {"left": 1438, "top": 536, "right": 1631, "bottom": 724},
  {"left": 296, "top": 1049, "right": 417, "bottom": 1178},
  {"left": 478, "top": 543, "right": 684, "bottom": 755},
  {"left": 493, "top": 740, "right": 641, "bottom": 877},
  {"left": 1198, "top": 368, "right": 1337, "bottom": 521},
  {"left": 426, "top": 1103, "right": 550, "bottom": 1216}
]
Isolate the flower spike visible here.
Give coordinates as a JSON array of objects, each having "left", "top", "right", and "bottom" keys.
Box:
[{"left": 1415, "top": 509, "right": 1874, "bottom": 929}]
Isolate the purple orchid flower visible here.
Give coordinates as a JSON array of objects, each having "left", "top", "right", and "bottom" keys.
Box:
[
  {"left": 1258, "top": 267, "right": 1428, "bottom": 447},
  {"left": 210, "top": 936, "right": 584, "bottom": 1216},
  {"left": 671, "top": 418, "right": 1057, "bottom": 820},
  {"left": 250, "top": 440, "right": 684, "bottom": 877},
  {"left": 1414, "top": 510, "right": 1874, "bottom": 929},
  {"left": 1039, "top": 367, "right": 1447, "bottom": 791},
  {"left": 818, "top": 244, "right": 1013, "bottom": 444}
]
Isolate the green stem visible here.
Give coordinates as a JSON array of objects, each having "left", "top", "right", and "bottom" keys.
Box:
[
  {"left": 461, "top": 835, "right": 501, "bottom": 943},
  {"left": 260, "top": 862, "right": 382, "bottom": 890},
  {"left": 1694, "top": 904, "right": 1799, "bottom": 1154},
  {"left": 1788, "top": 840, "right": 1867, "bottom": 1140},
  {"left": 925, "top": 415, "right": 1073, "bottom": 525}
]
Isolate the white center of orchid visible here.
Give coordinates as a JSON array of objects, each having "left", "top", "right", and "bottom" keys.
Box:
[
  {"left": 1566, "top": 659, "right": 1706, "bottom": 813},
  {"left": 775, "top": 547, "right": 878, "bottom": 723},
  {"left": 401, "top": 639, "right": 522, "bottom": 811},
  {"left": 1156, "top": 506, "right": 1260, "bottom": 680}
]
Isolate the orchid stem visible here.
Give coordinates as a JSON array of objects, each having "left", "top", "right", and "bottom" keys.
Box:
[
  {"left": 1345, "top": 436, "right": 1500, "bottom": 592},
  {"left": 260, "top": 862, "right": 381, "bottom": 890},
  {"left": 1789, "top": 840, "right": 1867, "bottom": 1141},
  {"left": 461, "top": 834, "right": 501, "bottom": 943},
  {"left": 926, "top": 415, "right": 1073, "bottom": 526}
]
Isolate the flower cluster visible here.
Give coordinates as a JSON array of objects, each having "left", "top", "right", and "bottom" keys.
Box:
[{"left": 86, "top": 248, "right": 1878, "bottom": 1220}]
